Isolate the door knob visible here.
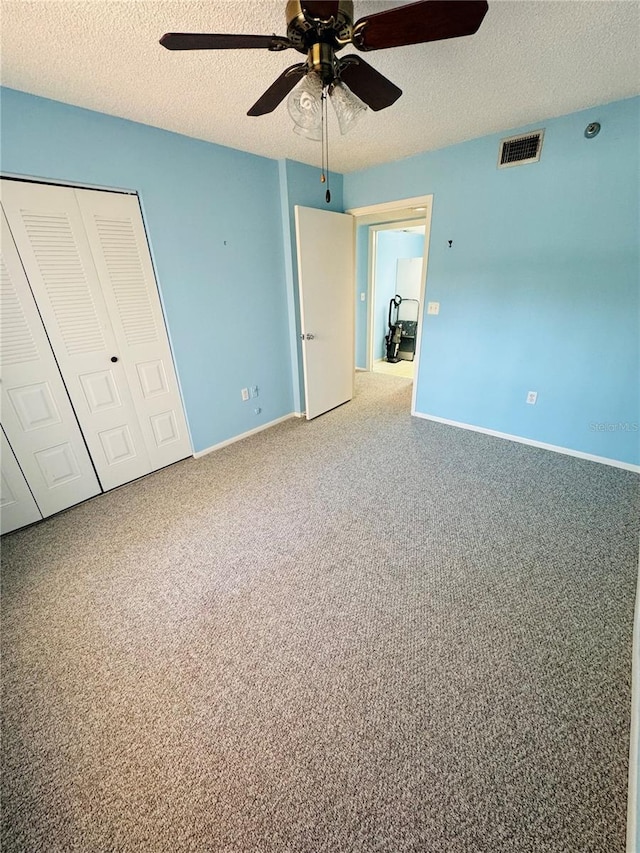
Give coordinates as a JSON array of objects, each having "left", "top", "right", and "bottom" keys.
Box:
[{"left": 110, "top": 356, "right": 119, "bottom": 363}]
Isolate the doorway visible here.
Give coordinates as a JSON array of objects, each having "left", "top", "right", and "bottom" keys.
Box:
[
  {"left": 348, "top": 195, "right": 433, "bottom": 414},
  {"left": 369, "top": 221, "right": 425, "bottom": 381}
]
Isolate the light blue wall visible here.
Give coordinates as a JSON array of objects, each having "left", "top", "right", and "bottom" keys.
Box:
[
  {"left": 3, "top": 88, "right": 638, "bottom": 465},
  {"left": 344, "top": 97, "right": 640, "bottom": 466},
  {"left": 0, "top": 87, "right": 294, "bottom": 453},
  {"left": 278, "top": 159, "right": 343, "bottom": 413},
  {"left": 373, "top": 231, "right": 424, "bottom": 361}
]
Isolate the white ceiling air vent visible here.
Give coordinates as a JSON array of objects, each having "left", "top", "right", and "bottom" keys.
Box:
[{"left": 498, "top": 130, "right": 545, "bottom": 168}]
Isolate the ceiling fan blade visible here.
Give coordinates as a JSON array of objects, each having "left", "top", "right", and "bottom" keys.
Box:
[
  {"left": 338, "top": 57, "right": 402, "bottom": 111},
  {"left": 247, "top": 64, "right": 307, "bottom": 116},
  {"left": 352, "top": 0, "right": 488, "bottom": 52},
  {"left": 160, "top": 33, "right": 290, "bottom": 51},
  {"left": 299, "top": 1, "right": 340, "bottom": 20}
]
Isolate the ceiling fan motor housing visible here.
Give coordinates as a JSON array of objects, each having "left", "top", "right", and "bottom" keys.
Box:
[
  {"left": 286, "top": 1, "right": 354, "bottom": 49},
  {"left": 286, "top": 1, "right": 354, "bottom": 82}
]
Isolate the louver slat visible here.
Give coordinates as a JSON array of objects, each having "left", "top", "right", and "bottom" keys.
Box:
[
  {"left": 0, "top": 258, "right": 40, "bottom": 366},
  {"left": 21, "top": 212, "right": 107, "bottom": 355},
  {"left": 93, "top": 217, "right": 159, "bottom": 346}
]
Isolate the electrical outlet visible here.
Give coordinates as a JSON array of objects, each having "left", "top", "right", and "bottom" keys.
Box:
[
  {"left": 526, "top": 391, "right": 538, "bottom": 405},
  {"left": 427, "top": 302, "right": 440, "bottom": 315},
  {"left": 250, "top": 385, "right": 259, "bottom": 398},
  {"left": 254, "top": 407, "right": 261, "bottom": 415},
  {"left": 241, "top": 388, "right": 249, "bottom": 401}
]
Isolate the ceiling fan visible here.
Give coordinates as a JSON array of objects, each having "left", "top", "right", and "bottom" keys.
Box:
[{"left": 160, "top": 1, "right": 489, "bottom": 129}]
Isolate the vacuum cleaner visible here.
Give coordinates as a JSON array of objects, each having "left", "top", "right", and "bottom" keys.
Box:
[{"left": 385, "top": 295, "right": 419, "bottom": 362}]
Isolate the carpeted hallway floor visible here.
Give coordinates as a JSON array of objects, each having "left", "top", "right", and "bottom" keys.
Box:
[{"left": 2, "top": 372, "right": 639, "bottom": 853}]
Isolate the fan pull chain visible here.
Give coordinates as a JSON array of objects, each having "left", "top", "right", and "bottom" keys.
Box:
[
  {"left": 324, "top": 90, "right": 331, "bottom": 204},
  {"left": 320, "top": 90, "right": 326, "bottom": 185},
  {"left": 320, "top": 86, "right": 331, "bottom": 204}
]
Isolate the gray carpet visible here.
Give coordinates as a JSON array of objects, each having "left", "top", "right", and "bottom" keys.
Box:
[{"left": 2, "top": 372, "right": 639, "bottom": 853}]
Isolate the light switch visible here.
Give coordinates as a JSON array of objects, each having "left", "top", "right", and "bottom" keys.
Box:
[
  {"left": 360, "top": 292, "right": 366, "bottom": 302},
  {"left": 427, "top": 302, "right": 440, "bottom": 315}
]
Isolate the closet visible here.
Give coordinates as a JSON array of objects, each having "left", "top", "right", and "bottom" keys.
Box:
[{"left": 1, "top": 178, "right": 191, "bottom": 534}]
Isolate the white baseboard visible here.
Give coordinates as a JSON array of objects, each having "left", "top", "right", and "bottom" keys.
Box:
[
  {"left": 193, "top": 413, "right": 296, "bottom": 458},
  {"left": 628, "top": 556, "right": 640, "bottom": 852},
  {"left": 412, "top": 412, "right": 640, "bottom": 473}
]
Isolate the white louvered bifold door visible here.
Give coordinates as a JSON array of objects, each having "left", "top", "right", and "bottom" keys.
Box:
[
  {"left": 75, "top": 190, "right": 191, "bottom": 471},
  {"left": 1, "top": 428, "right": 42, "bottom": 534},
  {"left": 0, "top": 207, "right": 101, "bottom": 515},
  {"left": 1, "top": 180, "right": 153, "bottom": 491}
]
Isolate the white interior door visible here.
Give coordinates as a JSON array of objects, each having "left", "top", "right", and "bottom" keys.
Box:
[
  {"left": 0, "top": 207, "right": 101, "bottom": 515},
  {"left": 396, "top": 257, "right": 423, "bottom": 300},
  {"left": 295, "top": 205, "right": 354, "bottom": 420},
  {"left": 75, "top": 189, "right": 192, "bottom": 470},
  {"left": 1, "top": 429, "right": 42, "bottom": 534}
]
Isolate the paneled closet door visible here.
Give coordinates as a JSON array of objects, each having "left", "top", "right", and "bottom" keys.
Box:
[
  {"left": 75, "top": 190, "right": 192, "bottom": 470},
  {"left": 1, "top": 179, "right": 153, "bottom": 491},
  {"left": 1, "top": 429, "right": 42, "bottom": 534},
  {"left": 0, "top": 208, "right": 101, "bottom": 516}
]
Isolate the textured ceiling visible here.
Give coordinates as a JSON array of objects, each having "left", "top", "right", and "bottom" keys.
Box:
[{"left": 1, "top": 1, "right": 639, "bottom": 173}]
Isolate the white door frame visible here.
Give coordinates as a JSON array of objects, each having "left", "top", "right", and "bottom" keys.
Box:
[{"left": 346, "top": 195, "right": 434, "bottom": 416}]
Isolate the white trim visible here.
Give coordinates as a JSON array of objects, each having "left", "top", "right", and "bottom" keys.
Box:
[
  {"left": 277, "top": 160, "right": 305, "bottom": 417},
  {"left": 365, "top": 219, "right": 427, "bottom": 231},
  {"left": 193, "top": 413, "right": 296, "bottom": 458},
  {"left": 367, "top": 226, "right": 376, "bottom": 369},
  {"left": 413, "top": 412, "right": 640, "bottom": 472},
  {"left": 346, "top": 195, "right": 433, "bottom": 219},
  {"left": 410, "top": 202, "right": 433, "bottom": 417},
  {"left": 628, "top": 556, "right": 640, "bottom": 853},
  {"left": 0, "top": 171, "right": 137, "bottom": 195}
]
